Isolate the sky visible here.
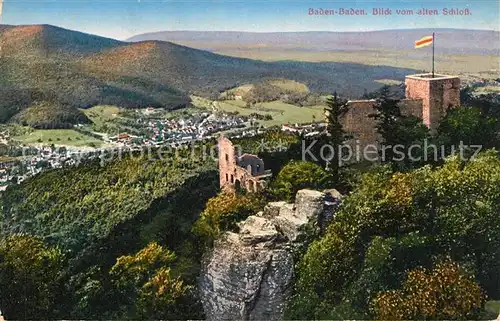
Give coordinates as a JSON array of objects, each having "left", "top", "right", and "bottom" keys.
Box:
[{"left": 0, "top": 0, "right": 498, "bottom": 40}]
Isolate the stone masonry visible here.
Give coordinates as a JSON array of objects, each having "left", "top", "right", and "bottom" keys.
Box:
[
  {"left": 218, "top": 136, "right": 272, "bottom": 193},
  {"left": 342, "top": 73, "right": 460, "bottom": 150},
  {"left": 218, "top": 73, "right": 460, "bottom": 186},
  {"left": 405, "top": 73, "right": 460, "bottom": 131}
]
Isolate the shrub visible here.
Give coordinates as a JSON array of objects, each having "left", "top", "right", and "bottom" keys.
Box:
[
  {"left": 192, "top": 192, "right": 266, "bottom": 245},
  {"left": 270, "top": 160, "right": 331, "bottom": 201},
  {"left": 371, "top": 260, "right": 485, "bottom": 320}
]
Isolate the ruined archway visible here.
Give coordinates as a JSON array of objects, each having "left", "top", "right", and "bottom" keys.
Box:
[{"left": 235, "top": 179, "right": 241, "bottom": 191}]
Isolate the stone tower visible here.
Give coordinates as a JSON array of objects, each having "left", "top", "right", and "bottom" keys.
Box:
[
  {"left": 405, "top": 73, "right": 460, "bottom": 131},
  {"left": 218, "top": 136, "right": 271, "bottom": 192}
]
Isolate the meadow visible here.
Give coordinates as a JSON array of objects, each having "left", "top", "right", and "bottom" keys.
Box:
[
  {"left": 206, "top": 48, "right": 498, "bottom": 77},
  {"left": 81, "top": 105, "right": 121, "bottom": 128},
  {"left": 191, "top": 95, "right": 325, "bottom": 127},
  {"left": 13, "top": 129, "right": 106, "bottom": 148}
]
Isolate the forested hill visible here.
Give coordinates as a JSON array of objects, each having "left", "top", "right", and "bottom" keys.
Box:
[
  {"left": 0, "top": 148, "right": 220, "bottom": 318},
  {"left": 0, "top": 24, "right": 417, "bottom": 126}
]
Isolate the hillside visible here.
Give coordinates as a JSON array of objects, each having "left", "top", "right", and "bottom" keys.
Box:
[
  {"left": 0, "top": 149, "right": 219, "bottom": 318},
  {"left": 9, "top": 100, "right": 91, "bottom": 129},
  {"left": 0, "top": 24, "right": 420, "bottom": 127}
]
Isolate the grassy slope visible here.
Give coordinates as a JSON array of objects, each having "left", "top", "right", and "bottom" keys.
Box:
[
  {"left": 486, "top": 301, "right": 500, "bottom": 316},
  {"left": 268, "top": 79, "right": 309, "bottom": 93},
  {"left": 13, "top": 129, "right": 105, "bottom": 148},
  {"left": 81, "top": 105, "right": 122, "bottom": 128},
  {"left": 191, "top": 95, "right": 324, "bottom": 126}
]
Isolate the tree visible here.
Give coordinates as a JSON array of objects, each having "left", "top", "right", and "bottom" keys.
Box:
[
  {"left": 324, "top": 92, "right": 350, "bottom": 185},
  {"left": 461, "top": 86, "right": 500, "bottom": 118},
  {"left": 369, "top": 85, "right": 429, "bottom": 170},
  {"left": 371, "top": 260, "right": 485, "bottom": 320},
  {"left": 0, "top": 235, "right": 64, "bottom": 319},
  {"left": 436, "top": 106, "right": 499, "bottom": 154},
  {"left": 109, "top": 242, "right": 193, "bottom": 319},
  {"left": 270, "top": 160, "right": 331, "bottom": 202},
  {"left": 192, "top": 192, "right": 266, "bottom": 244},
  {"left": 290, "top": 151, "right": 500, "bottom": 318}
]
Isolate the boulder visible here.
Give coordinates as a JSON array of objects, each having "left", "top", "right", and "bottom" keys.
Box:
[{"left": 200, "top": 189, "right": 342, "bottom": 320}]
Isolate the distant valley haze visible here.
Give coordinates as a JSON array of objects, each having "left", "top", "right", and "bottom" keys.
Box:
[{"left": 127, "top": 28, "right": 500, "bottom": 56}]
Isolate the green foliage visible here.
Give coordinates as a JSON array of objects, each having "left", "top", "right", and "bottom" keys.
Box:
[
  {"left": 269, "top": 160, "right": 331, "bottom": 201},
  {"left": 371, "top": 260, "right": 485, "bottom": 320},
  {"left": 461, "top": 86, "right": 500, "bottom": 118},
  {"left": 290, "top": 151, "right": 500, "bottom": 318},
  {"left": 9, "top": 100, "right": 91, "bottom": 129},
  {"left": 0, "top": 149, "right": 218, "bottom": 319},
  {"left": 109, "top": 242, "right": 194, "bottom": 319},
  {"left": 324, "top": 92, "right": 350, "bottom": 183},
  {"left": 1, "top": 151, "right": 215, "bottom": 252},
  {"left": 436, "top": 106, "right": 500, "bottom": 152},
  {"left": 0, "top": 235, "right": 64, "bottom": 319},
  {"left": 369, "top": 85, "right": 430, "bottom": 170},
  {"left": 193, "top": 191, "right": 266, "bottom": 244}
]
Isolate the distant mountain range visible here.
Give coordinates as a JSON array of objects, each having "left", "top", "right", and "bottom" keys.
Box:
[
  {"left": 0, "top": 24, "right": 421, "bottom": 127},
  {"left": 128, "top": 28, "right": 500, "bottom": 55}
]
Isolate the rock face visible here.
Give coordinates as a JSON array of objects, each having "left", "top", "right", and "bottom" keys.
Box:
[{"left": 199, "top": 189, "right": 341, "bottom": 320}]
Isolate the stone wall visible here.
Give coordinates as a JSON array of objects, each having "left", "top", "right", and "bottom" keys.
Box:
[
  {"left": 343, "top": 100, "right": 379, "bottom": 148},
  {"left": 400, "top": 98, "right": 424, "bottom": 119},
  {"left": 342, "top": 99, "right": 424, "bottom": 152},
  {"left": 218, "top": 136, "right": 265, "bottom": 193},
  {"left": 405, "top": 74, "right": 460, "bottom": 130}
]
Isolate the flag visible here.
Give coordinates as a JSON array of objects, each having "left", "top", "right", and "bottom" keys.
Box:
[{"left": 415, "top": 35, "right": 433, "bottom": 48}]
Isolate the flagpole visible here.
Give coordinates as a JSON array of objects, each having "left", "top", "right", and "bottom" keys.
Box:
[
  {"left": 432, "top": 32, "right": 435, "bottom": 78},
  {"left": 0, "top": 0, "right": 3, "bottom": 24}
]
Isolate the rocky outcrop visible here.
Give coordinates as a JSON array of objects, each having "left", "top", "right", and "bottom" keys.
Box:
[{"left": 199, "top": 189, "right": 341, "bottom": 321}]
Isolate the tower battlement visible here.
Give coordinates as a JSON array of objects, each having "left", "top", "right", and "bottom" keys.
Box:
[{"left": 405, "top": 73, "right": 460, "bottom": 130}]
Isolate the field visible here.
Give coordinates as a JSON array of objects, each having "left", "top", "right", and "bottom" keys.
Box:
[
  {"left": 206, "top": 49, "right": 498, "bottom": 76},
  {"left": 486, "top": 300, "right": 500, "bottom": 316},
  {"left": 375, "top": 79, "right": 403, "bottom": 86},
  {"left": 475, "top": 86, "right": 500, "bottom": 94},
  {"left": 268, "top": 79, "right": 309, "bottom": 93},
  {"left": 191, "top": 95, "right": 325, "bottom": 127},
  {"left": 13, "top": 129, "right": 106, "bottom": 148},
  {"left": 81, "top": 105, "right": 121, "bottom": 128}
]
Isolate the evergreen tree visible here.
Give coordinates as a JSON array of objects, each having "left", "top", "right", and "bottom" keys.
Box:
[
  {"left": 369, "top": 85, "right": 429, "bottom": 170},
  {"left": 324, "top": 92, "right": 350, "bottom": 184}
]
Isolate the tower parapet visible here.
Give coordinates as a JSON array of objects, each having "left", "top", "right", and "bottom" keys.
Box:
[{"left": 405, "top": 73, "right": 460, "bottom": 130}]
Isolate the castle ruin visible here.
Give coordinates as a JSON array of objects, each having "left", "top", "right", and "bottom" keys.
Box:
[
  {"left": 218, "top": 73, "right": 460, "bottom": 192},
  {"left": 218, "top": 136, "right": 272, "bottom": 193},
  {"left": 342, "top": 73, "right": 460, "bottom": 149}
]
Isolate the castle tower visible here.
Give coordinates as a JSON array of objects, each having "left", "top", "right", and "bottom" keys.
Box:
[
  {"left": 217, "top": 136, "right": 271, "bottom": 193},
  {"left": 218, "top": 136, "right": 238, "bottom": 189},
  {"left": 405, "top": 73, "right": 460, "bottom": 131}
]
